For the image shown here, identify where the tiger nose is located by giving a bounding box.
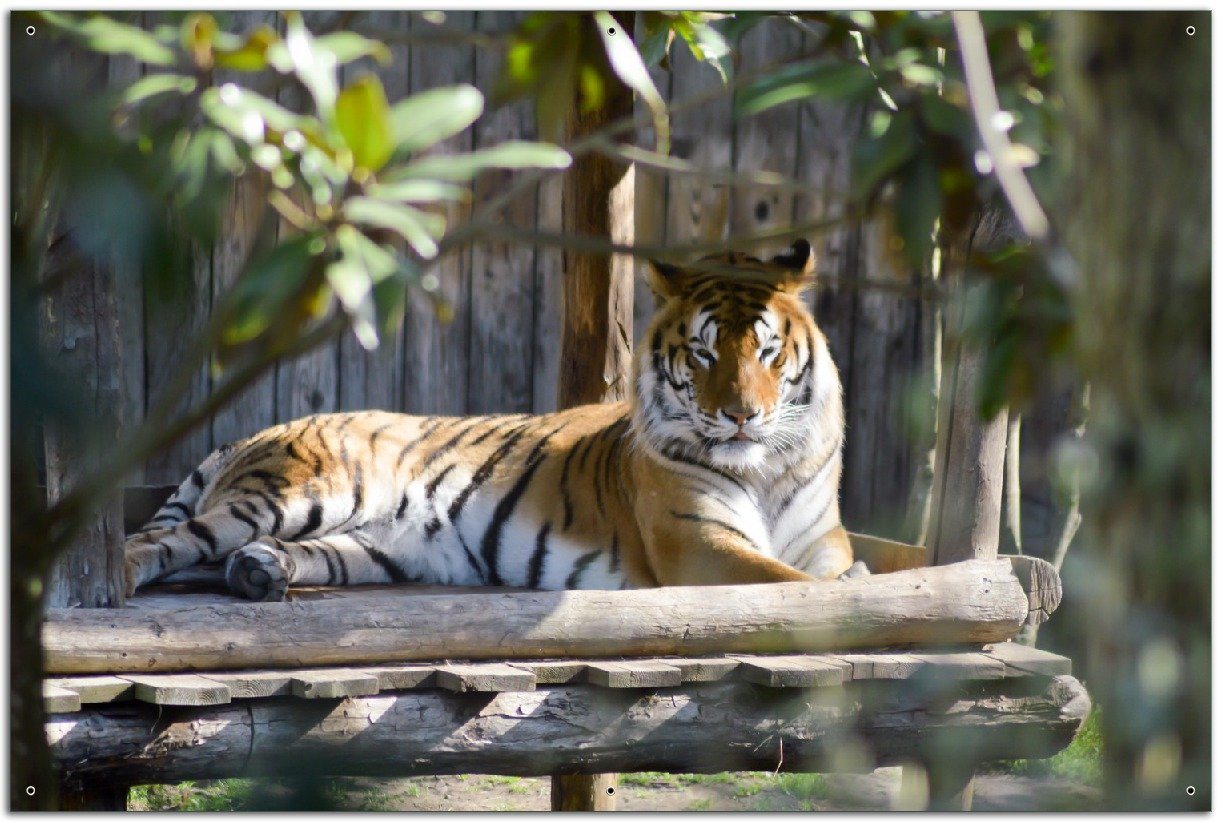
[722,406,758,426]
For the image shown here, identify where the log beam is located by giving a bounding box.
[43,559,1030,674]
[47,675,1090,786]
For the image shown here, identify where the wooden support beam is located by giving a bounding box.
[43,559,1030,674]
[47,676,1090,785]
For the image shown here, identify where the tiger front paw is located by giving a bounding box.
[123,537,164,597]
[838,560,871,581]
[225,540,294,602]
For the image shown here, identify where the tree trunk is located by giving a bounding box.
[552,14,637,806]
[1057,11,1209,809]
[925,210,1018,566]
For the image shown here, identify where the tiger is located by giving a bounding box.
[123,239,862,602]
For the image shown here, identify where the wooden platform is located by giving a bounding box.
[47,644,1086,787]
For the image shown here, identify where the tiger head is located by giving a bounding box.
[633,240,841,473]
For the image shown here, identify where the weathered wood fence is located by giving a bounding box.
[69,11,1067,545]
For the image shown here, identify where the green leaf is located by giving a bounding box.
[388,85,484,155]
[118,73,197,107]
[200,85,305,144]
[367,180,470,204]
[213,24,278,71]
[918,92,972,137]
[336,75,394,172]
[344,197,443,259]
[385,141,572,182]
[224,234,321,346]
[332,225,404,349]
[894,153,942,268]
[279,12,338,119]
[314,32,391,66]
[850,110,918,201]
[736,60,877,117]
[595,11,670,154]
[43,12,177,65]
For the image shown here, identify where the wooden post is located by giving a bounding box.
[912,209,1018,808]
[550,12,637,810]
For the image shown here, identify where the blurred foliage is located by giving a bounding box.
[729,11,1064,418]
[30,10,571,367]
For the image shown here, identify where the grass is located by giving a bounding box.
[128,779,251,811]
[773,772,831,809]
[990,707,1103,784]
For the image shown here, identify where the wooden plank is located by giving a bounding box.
[843,215,923,538]
[906,652,1007,680]
[436,663,536,693]
[337,10,411,414]
[49,675,1092,783]
[125,674,232,705]
[46,675,134,704]
[733,655,850,688]
[44,560,1031,673]
[984,643,1073,677]
[39,224,127,608]
[291,669,380,699]
[467,10,537,413]
[208,10,277,447]
[665,34,732,248]
[531,174,564,413]
[44,683,82,713]
[585,660,683,688]
[362,664,440,691]
[508,660,590,685]
[839,652,925,680]
[401,11,473,416]
[201,670,294,699]
[730,15,804,259]
[273,12,341,423]
[668,657,741,682]
[108,37,146,486]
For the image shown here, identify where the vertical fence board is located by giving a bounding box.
[665,41,732,250]
[338,11,411,413]
[273,12,342,423]
[842,219,923,537]
[208,11,280,448]
[730,18,804,259]
[630,20,672,342]
[402,11,475,416]
[467,10,538,414]
[532,174,564,413]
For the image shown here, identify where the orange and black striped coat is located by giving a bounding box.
[124,242,858,600]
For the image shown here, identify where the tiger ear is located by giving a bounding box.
[644,259,687,299]
[770,239,815,293]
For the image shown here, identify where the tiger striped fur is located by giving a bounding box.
[124,241,860,601]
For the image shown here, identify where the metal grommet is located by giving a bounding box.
[1187,25,1196,35]
[1187,786,1196,796]
[25,786,35,796]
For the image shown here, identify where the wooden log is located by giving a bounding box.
[43,559,1029,674]
[48,675,1090,784]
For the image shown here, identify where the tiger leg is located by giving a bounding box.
[225,532,409,602]
[124,506,262,596]
[793,524,859,580]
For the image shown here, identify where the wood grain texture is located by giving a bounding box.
[124,674,232,706]
[436,663,536,693]
[467,10,537,414]
[401,11,474,416]
[584,660,682,689]
[48,675,1091,783]
[44,559,1029,674]
[40,224,126,608]
[47,676,134,704]
[338,10,411,414]
[209,11,278,448]
[556,16,636,409]
[531,174,565,413]
[43,683,82,713]
[733,655,851,688]
[552,774,617,811]
[290,669,380,699]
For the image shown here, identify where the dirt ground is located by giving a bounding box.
[314,770,1101,812]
